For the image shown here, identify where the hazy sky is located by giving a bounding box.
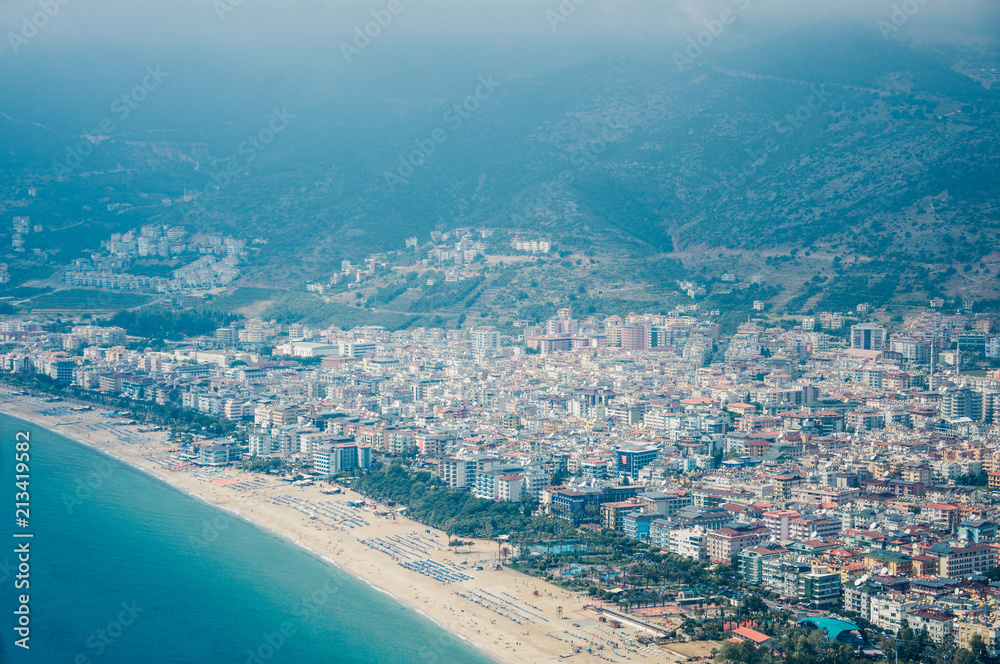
[2,0,997,59]
[1,0,996,141]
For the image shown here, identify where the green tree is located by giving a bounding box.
[551,466,570,485]
[969,634,987,662]
[955,649,977,664]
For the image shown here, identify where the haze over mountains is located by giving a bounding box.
[1,0,998,321]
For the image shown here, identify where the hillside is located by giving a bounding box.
[0,22,998,323]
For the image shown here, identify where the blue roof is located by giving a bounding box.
[798,618,861,641]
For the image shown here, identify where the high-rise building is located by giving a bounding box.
[615,444,659,480]
[940,388,984,421]
[620,324,650,351]
[470,327,500,352]
[851,323,886,351]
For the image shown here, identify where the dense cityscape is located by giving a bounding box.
[5,272,1000,662]
[3,1,997,661]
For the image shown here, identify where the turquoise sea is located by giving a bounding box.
[0,413,492,664]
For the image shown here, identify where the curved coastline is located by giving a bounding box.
[1,407,491,658]
[0,398,615,664]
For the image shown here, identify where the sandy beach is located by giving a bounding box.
[1,390,688,664]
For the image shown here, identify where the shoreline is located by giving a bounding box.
[0,404,492,659]
[0,394,682,663]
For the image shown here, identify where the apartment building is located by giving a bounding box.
[761,560,841,607]
[601,500,646,532]
[706,523,771,563]
[955,620,1000,655]
[870,593,920,633]
[789,515,842,540]
[852,323,887,351]
[932,542,997,578]
[763,510,802,541]
[906,609,956,644]
[739,546,789,585]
